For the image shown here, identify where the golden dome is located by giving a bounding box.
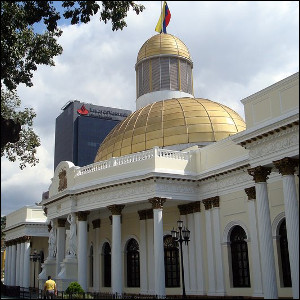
[137,34,191,64]
[94,98,246,162]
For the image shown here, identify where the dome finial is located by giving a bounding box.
[155,1,171,34]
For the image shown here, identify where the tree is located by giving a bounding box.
[1,1,145,168]
[1,89,40,169]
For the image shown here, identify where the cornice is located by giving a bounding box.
[42,173,197,207]
[232,111,298,147]
[240,72,298,105]
[3,222,48,233]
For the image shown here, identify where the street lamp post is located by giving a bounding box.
[30,249,41,290]
[171,220,190,299]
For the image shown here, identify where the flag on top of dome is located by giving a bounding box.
[155,1,171,33]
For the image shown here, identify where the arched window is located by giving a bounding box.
[230,226,250,287]
[89,244,93,287]
[279,219,292,287]
[103,242,111,287]
[126,238,140,287]
[164,235,180,287]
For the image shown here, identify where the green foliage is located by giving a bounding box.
[1,1,144,169]
[1,89,40,169]
[62,1,145,31]
[65,282,85,296]
[1,216,6,240]
[1,1,63,91]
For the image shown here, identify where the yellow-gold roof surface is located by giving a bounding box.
[94,98,246,162]
[137,34,191,64]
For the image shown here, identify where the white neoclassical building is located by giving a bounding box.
[4,33,299,299]
[3,205,49,288]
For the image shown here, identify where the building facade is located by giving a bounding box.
[4,32,299,299]
[54,100,131,169]
[3,206,49,288]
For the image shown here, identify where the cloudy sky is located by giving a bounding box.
[1,1,299,216]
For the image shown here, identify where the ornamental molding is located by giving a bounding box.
[244,126,299,162]
[273,157,299,175]
[199,169,252,198]
[149,197,167,209]
[244,186,256,200]
[272,211,285,237]
[58,169,67,192]
[222,220,251,243]
[5,224,49,241]
[248,166,272,183]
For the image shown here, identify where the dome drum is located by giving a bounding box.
[136,56,193,99]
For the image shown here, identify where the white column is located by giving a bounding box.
[138,211,148,294]
[147,215,155,294]
[281,174,299,299]
[212,197,225,295]
[149,198,166,297]
[77,211,89,292]
[203,200,216,295]
[249,166,278,299]
[11,243,16,286]
[5,245,11,285]
[16,242,21,286]
[23,238,31,288]
[19,242,25,287]
[23,239,30,288]
[245,187,263,297]
[179,213,190,293]
[274,157,299,299]
[108,205,124,295]
[56,219,66,276]
[92,219,101,292]
[193,202,206,295]
[187,212,197,294]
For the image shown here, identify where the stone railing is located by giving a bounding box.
[76,147,191,176]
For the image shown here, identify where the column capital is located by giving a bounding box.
[273,157,299,175]
[77,211,90,221]
[202,198,212,210]
[211,196,220,208]
[57,218,67,227]
[138,210,147,220]
[245,186,256,201]
[248,166,272,183]
[192,201,201,213]
[22,236,31,243]
[149,197,166,209]
[177,204,188,215]
[92,219,101,229]
[107,204,125,215]
[146,209,153,219]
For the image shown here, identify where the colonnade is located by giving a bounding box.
[6,158,298,299]
[247,157,299,299]
[4,236,31,288]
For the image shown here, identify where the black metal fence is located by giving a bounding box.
[2,285,246,299]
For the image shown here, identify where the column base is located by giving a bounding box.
[56,256,78,291]
[38,258,57,289]
[252,292,264,298]
[207,291,226,296]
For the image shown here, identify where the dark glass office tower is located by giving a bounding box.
[54,100,131,170]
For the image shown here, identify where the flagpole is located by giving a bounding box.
[161,1,163,34]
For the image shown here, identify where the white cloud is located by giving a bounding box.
[1,1,299,216]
